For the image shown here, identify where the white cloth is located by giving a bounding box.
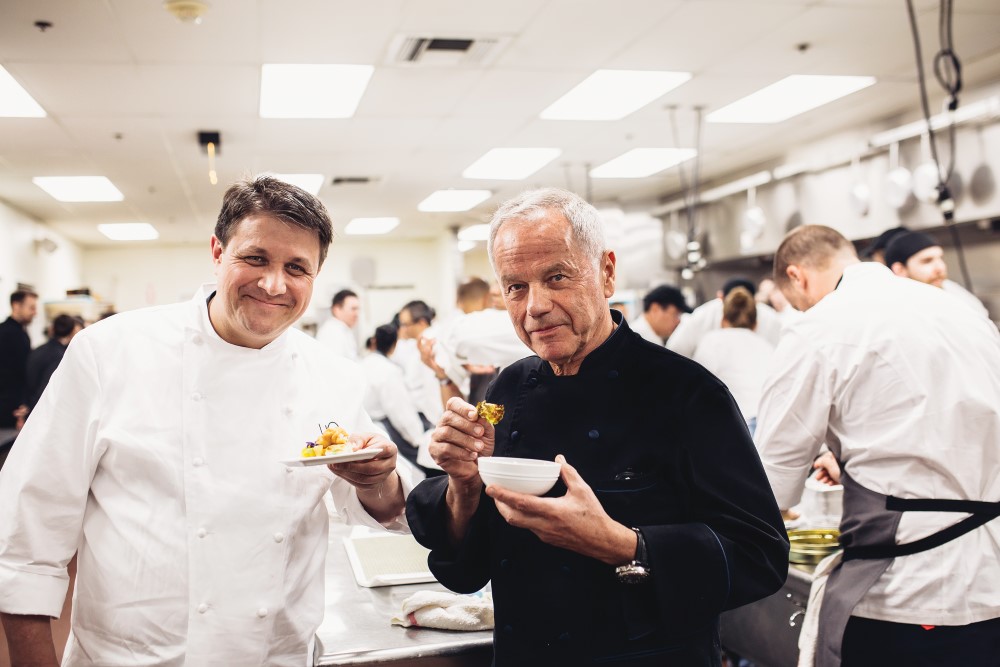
[692,328,774,421]
[440,308,532,371]
[0,285,416,667]
[397,326,445,423]
[629,313,664,346]
[316,316,359,360]
[667,298,783,358]
[391,591,494,631]
[361,353,427,448]
[796,551,843,667]
[942,278,991,320]
[755,262,1000,626]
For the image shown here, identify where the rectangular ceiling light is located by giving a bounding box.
[0,66,46,117]
[344,217,400,235]
[540,69,691,121]
[462,148,562,180]
[590,148,697,179]
[273,173,324,195]
[699,171,773,202]
[98,223,159,241]
[33,176,124,202]
[260,64,374,119]
[707,75,876,124]
[418,190,492,212]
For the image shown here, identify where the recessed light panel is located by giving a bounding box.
[540,70,691,121]
[33,176,124,202]
[457,224,491,242]
[590,148,697,179]
[0,66,45,117]
[418,190,492,212]
[344,217,400,235]
[260,64,374,119]
[462,148,561,180]
[273,173,325,195]
[707,75,876,124]
[98,223,159,241]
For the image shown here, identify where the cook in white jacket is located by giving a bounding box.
[0,176,414,666]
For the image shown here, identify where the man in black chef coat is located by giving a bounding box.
[0,289,38,430]
[406,187,788,666]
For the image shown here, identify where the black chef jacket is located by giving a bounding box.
[407,313,788,666]
[0,316,31,428]
[25,338,69,410]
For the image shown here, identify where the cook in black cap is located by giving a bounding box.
[633,284,692,345]
[884,230,948,288]
[861,226,909,263]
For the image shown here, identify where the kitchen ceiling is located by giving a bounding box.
[1,0,999,247]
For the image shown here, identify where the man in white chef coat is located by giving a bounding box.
[316,288,361,359]
[630,284,691,346]
[755,225,1000,666]
[0,175,413,667]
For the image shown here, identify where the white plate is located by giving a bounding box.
[281,447,384,467]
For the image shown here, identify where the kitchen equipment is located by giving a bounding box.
[802,476,844,528]
[848,154,871,217]
[884,142,913,210]
[787,529,841,565]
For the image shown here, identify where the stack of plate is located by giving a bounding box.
[787,529,841,565]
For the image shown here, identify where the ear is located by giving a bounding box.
[890,262,908,278]
[602,250,617,298]
[785,264,805,290]
[210,236,224,266]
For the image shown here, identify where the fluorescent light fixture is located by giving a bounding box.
[259,64,374,119]
[457,224,490,242]
[540,69,692,121]
[707,75,876,124]
[98,223,159,241]
[33,176,124,202]
[344,217,400,235]
[457,240,477,252]
[0,66,46,117]
[273,173,324,195]
[418,190,492,212]
[871,95,1000,147]
[699,171,772,202]
[462,148,561,180]
[590,148,697,179]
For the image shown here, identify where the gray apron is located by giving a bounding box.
[816,471,1000,667]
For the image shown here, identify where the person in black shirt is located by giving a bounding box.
[25,314,83,411]
[0,290,38,429]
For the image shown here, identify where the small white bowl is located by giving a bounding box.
[478,457,560,496]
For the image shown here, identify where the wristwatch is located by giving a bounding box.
[615,527,651,584]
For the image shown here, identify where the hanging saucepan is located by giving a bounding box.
[912,132,965,206]
[740,187,766,254]
[848,154,871,217]
[969,125,996,206]
[884,141,912,210]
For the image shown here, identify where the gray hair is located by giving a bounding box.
[487,188,606,272]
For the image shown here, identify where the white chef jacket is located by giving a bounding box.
[755,262,1000,626]
[316,316,359,360]
[0,285,416,666]
[441,308,532,370]
[692,328,774,421]
[360,352,427,447]
[397,326,445,423]
[629,313,664,346]
[667,298,783,358]
[942,278,991,320]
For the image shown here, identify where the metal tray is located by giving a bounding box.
[787,529,841,564]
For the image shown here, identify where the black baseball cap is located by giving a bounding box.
[884,231,939,267]
[861,226,908,259]
[643,285,692,313]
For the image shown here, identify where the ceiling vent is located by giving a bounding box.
[387,34,509,66]
[331,176,376,185]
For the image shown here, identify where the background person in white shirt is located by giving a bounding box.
[630,284,691,346]
[397,300,444,424]
[756,225,1000,667]
[316,288,361,359]
[0,176,410,667]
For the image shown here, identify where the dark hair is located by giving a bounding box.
[642,285,690,314]
[456,278,490,303]
[11,289,38,307]
[332,289,358,308]
[373,324,398,355]
[401,300,435,325]
[722,277,756,298]
[722,287,757,330]
[773,225,856,287]
[215,175,334,265]
[51,314,80,338]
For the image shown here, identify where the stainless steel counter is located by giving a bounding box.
[314,514,493,666]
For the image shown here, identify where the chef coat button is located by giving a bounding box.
[608,369,619,380]
[284,406,293,416]
[192,335,203,345]
[510,431,519,441]
[197,527,207,538]
[526,376,538,387]
[191,392,203,402]
[502,624,513,635]
[256,607,268,618]
[192,456,204,467]
[558,631,571,642]
[500,558,510,569]
[291,352,299,360]
[197,603,208,614]
[273,532,285,543]
[560,564,571,575]
[588,429,600,440]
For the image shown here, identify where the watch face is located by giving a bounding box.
[615,564,650,584]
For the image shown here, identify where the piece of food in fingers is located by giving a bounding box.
[476,400,505,426]
[301,422,351,457]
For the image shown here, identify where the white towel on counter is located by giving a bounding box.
[391,590,494,631]
[797,550,843,667]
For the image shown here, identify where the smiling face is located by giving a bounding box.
[208,214,320,348]
[494,210,615,376]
